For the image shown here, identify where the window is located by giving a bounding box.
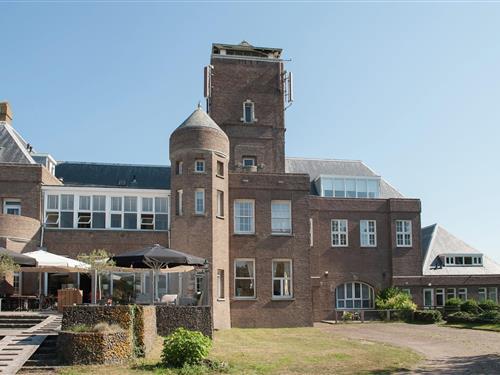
[445,255,483,267]
[77,196,91,228]
[458,288,467,301]
[271,200,292,235]
[155,197,168,230]
[488,287,498,303]
[423,288,434,308]
[175,161,183,175]
[336,282,373,309]
[195,160,205,173]
[318,177,380,199]
[436,288,445,306]
[446,288,456,300]
[195,189,205,214]
[195,274,203,294]
[13,272,21,295]
[272,260,292,298]
[396,220,412,247]
[175,190,183,216]
[3,200,21,215]
[60,194,74,228]
[360,220,376,247]
[331,219,348,247]
[234,259,255,298]
[140,197,154,230]
[242,157,256,167]
[234,200,254,234]
[216,161,224,177]
[478,287,487,302]
[110,197,122,228]
[217,269,225,299]
[216,190,224,217]
[92,195,106,228]
[401,288,411,296]
[124,196,137,229]
[242,100,255,123]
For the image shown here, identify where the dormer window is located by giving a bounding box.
[444,255,483,267]
[242,100,256,123]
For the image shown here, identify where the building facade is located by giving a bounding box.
[1,42,499,329]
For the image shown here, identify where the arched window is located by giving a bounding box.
[336,282,374,309]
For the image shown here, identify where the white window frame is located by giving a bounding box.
[234,258,255,299]
[272,259,293,299]
[335,282,374,309]
[478,287,487,302]
[458,288,467,301]
[360,220,376,247]
[242,100,256,124]
[176,190,183,216]
[13,271,21,295]
[396,220,412,247]
[488,287,498,303]
[195,189,205,215]
[242,157,256,167]
[331,219,348,247]
[444,254,483,267]
[3,200,21,216]
[318,176,380,199]
[446,288,456,300]
[423,288,434,308]
[110,196,123,229]
[194,160,205,173]
[435,288,445,306]
[271,200,292,235]
[234,199,255,235]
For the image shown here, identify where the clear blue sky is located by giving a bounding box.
[2,2,500,262]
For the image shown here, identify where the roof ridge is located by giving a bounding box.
[58,161,170,168]
[286,156,363,162]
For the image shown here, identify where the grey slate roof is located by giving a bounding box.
[422,224,500,276]
[55,162,170,190]
[174,107,227,136]
[285,157,404,198]
[0,122,35,164]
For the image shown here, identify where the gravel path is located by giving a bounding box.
[317,322,500,374]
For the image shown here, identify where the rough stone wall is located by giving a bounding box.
[134,305,157,358]
[209,57,285,173]
[58,331,131,365]
[228,172,313,327]
[156,305,213,338]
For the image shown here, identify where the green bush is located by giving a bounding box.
[479,299,499,312]
[445,297,462,307]
[461,299,479,315]
[446,311,475,323]
[375,287,417,311]
[413,309,442,323]
[476,310,500,324]
[161,328,212,368]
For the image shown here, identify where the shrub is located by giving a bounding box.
[461,299,479,315]
[375,287,417,311]
[445,298,462,307]
[446,311,475,323]
[476,310,500,324]
[413,309,442,323]
[479,299,499,312]
[162,328,212,368]
[342,311,354,321]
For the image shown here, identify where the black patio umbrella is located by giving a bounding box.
[111,244,206,304]
[112,244,206,269]
[0,247,37,267]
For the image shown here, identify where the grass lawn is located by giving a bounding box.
[444,322,500,332]
[57,327,422,375]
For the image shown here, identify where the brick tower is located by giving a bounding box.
[207,41,289,173]
[169,105,231,329]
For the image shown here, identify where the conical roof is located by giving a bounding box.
[174,105,225,135]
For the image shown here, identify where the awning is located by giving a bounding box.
[22,249,90,272]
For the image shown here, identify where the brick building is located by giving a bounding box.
[1,41,499,329]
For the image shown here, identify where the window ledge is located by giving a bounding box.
[193,214,206,217]
[233,233,256,237]
[217,298,226,302]
[331,246,349,248]
[271,233,293,237]
[216,174,224,179]
[271,297,295,301]
[233,297,257,301]
[216,215,225,220]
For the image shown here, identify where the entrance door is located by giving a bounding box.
[423,288,434,308]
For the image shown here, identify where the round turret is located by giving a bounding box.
[170,106,229,159]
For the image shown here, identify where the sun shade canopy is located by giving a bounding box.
[22,249,90,271]
[112,244,206,269]
[0,247,37,267]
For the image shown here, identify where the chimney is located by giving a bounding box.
[0,102,13,124]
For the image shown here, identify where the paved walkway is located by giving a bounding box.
[317,322,500,374]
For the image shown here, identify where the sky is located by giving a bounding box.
[2,2,500,262]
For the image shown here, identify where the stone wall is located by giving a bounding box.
[62,305,157,357]
[156,305,212,338]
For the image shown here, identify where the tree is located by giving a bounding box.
[0,255,20,278]
[77,249,115,303]
[376,287,417,311]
